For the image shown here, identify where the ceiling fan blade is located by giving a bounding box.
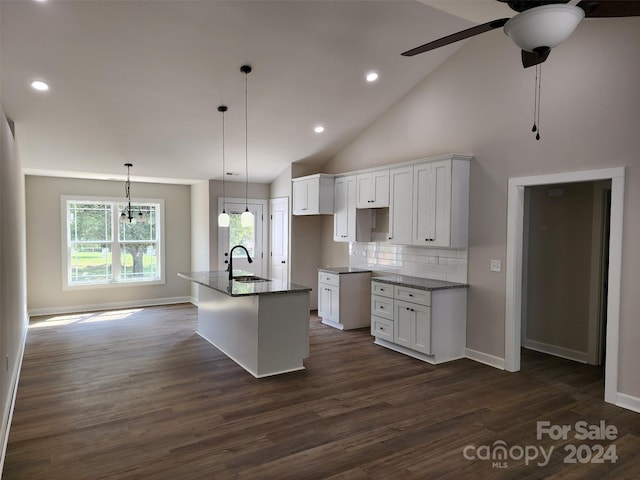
[401,18,510,56]
[578,0,640,17]
[521,47,551,68]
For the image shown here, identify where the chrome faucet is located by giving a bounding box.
[227,245,253,280]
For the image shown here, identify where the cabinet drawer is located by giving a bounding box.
[394,285,430,306]
[372,281,393,298]
[371,317,394,342]
[318,272,339,287]
[371,295,393,320]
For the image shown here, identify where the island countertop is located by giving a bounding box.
[178,271,312,297]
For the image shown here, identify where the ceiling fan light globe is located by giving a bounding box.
[504,4,585,52]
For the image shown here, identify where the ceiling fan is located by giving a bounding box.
[403,0,640,68]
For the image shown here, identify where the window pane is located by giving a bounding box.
[70,243,112,284]
[120,243,159,281]
[229,213,255,257]
[69,203,112,242]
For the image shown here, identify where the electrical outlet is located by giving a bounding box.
[490,259,502,272]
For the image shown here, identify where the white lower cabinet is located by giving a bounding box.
[371,281,466,364]
[394,299,431,355]
[318,270,372,330]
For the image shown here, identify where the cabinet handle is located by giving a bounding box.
[408,293,413,297]
[281,261,286,264]
[379,306,384,309]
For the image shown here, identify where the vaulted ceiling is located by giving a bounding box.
[1,1,511,184]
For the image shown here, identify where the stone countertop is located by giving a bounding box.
[372,274,468,291]
[178,271,312,297]
[317,267,372,275]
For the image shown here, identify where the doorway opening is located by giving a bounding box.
[217,198,267,276]
[521,181,611,372]
[505,167,625,405]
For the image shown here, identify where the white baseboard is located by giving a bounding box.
[465,348,505,370]
[28,296,192,317]
[523,339,588,364]
[0,325,28,474]
[616,392,640,414]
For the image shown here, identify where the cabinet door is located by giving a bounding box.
[370,170,389,208]
[356,173,373,208]
[356,171,389,208]
[413,160,451,247]
[388,166,413,244]
[293,178,321,215]
[318,284,339,322]
[431,161,452,247]
[395,300,431,354]
[394,301,413,348]
[411,302,431,354]
[292,180,308,215]
[333,176,356,242]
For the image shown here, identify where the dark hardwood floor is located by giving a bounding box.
[4,304,640,479]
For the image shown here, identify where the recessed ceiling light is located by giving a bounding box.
[366,72,379,82]
[34,0,48,2]
[314,125,325,134]
[30,80,49,91]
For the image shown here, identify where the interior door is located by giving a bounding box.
[269,197,289,282]
[218,201,264,276]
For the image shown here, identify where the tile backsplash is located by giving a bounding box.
[349,243,468,284]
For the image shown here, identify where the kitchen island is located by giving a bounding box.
[178,271,312,378]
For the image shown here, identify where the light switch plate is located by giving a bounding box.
[490,259,502,272]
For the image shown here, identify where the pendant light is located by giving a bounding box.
[217,105,230,227]
[119,163,145,224]
[240,65,254,228]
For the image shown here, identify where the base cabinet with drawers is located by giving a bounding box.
[371,280,467,364]
[318,269,372,330]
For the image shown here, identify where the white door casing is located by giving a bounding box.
[505,167,624,407]
[217,198,267,276]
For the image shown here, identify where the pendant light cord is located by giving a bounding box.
[244,68,249,212]
[219,106,227,212]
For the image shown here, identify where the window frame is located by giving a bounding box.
[61,195,166,290]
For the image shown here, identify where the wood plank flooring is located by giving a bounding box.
[4,303,640,479]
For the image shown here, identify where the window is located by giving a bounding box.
[63,197,164,288]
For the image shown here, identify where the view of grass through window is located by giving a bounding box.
[67,200,161,286]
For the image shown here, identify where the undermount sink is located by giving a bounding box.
[232,275,270,283]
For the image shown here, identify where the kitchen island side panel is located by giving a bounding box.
[257,291,310,377]
[196,284,260,376]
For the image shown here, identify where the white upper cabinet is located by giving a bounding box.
[333,176,356,242]
[292,174,334,215]
[356,170,389,208]
[388,165,414,245]
[334,175,372,243]
[412,157,469,248]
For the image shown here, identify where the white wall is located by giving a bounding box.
[322,19,640,399]
[0,111,28,469]
[25,176,192,314]
[190,181,210,302]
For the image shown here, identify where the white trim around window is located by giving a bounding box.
[60,195,166,290]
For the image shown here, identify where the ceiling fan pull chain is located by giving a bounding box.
[532,63,538,133]
[536,63,541,141]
